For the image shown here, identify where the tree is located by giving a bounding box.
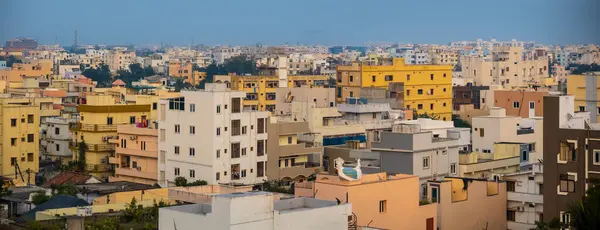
[222,55,257,75]
[174,79,186,92]
[452,115,471,128]
[86,217,119,230]
[174,177,188,187]
[31,192,51,205]
[531,218,566,230]
[0,55,22,67]
[568,179,600,229]
[186,179,208,187]
[123,197,144,223]
[77,141,87,172]
[326,77,337,88]
[82,64,112,87]
[51,183,78,196]
[568,63,600,75]
[0,183,12,198]
[413,111,440,120]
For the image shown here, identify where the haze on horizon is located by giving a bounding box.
[1,0,599,46]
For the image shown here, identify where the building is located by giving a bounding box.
[158,84,269,187]
[159,192,351,230]
[336,58,453,121]
[108,124,158,185]
[452,85,489,110]
[0,97,40,186]
[323,142,380,175]
[266,119,322,182]
[503,163,544,230]
[460,46,550,87]
[70,95,152,179]
[459,142,532,180]
[4,37,38,51]
[567,73,600,123]
[166,60,205,85]
[41,116,77,162]
[274,86,335,116]
[542,95,600,224]
[295,172,438,230]
[103,48,136,71]
[425,177,507,230]
[454,104,490,124]
[480,87,551,118]
[430,50,459,66]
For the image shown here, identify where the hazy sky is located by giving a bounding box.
[1,0,599,46]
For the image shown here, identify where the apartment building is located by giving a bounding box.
[266,119,322,182]
[158,84,269,187]
[70,95,152,179]
[503,163,544,230]
[103,48,136,71]
[480,87,551,118]
[159,192,351,230]
[567,73,600,123]
[0,98,40,186]
[223,75,329,112]
[295,173,438,230]
[460,142,531,180]
[337,98,399,145]
[452,85,489,110]
[108,124,158,185]
[425,177,507,230]
[166,60,205,85]
[0,60,53,87]
[274,86,335,116]
[40,116,77,162]
[430,50,459,66]
[460,46,549,87]
[542,95,600,224]
[336,58,453,121]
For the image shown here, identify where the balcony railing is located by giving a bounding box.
[86,164,113,172]
[70,123,118,132]
[70,142,115,152]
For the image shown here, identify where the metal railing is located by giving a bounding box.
[69,123,118,132]
[70,142,114,152]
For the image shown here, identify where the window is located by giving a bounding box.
[11,118,16,127]
[507,210,516,221]
[418,89,423,95]
[559,174,575,193]
[141,141,146,150]
[217,127,221,136]
[482,149,491,153]
[224,104,227,110]
[372,76,376,82]
[257,140,265,156]
[174,124,180,133]
[594,150,600,165]
[385,75,393,81]
[242,126,247,135]
[521,150,528,162]
[406,90,411,96]
[417,104,423,110]
[242,148,247,156]
[174,167,180,176]
[190,104,195,112]
[10,157,17,166]
[27,153,34,162]
[217,105,221,114]
[379,200,387,213]
[121,139,127,148]
[430,104,434,110]
[559,141,576,162]
[422,157,430,169]
[561,212,571,225]
[174,146,180,154]
[27,115,34,123]
[407,74,411,81]
[443,88,446,92]
[27,134,34,142]
[429,89,434,95]
[54,127,60,135]
[189,126,195,134]
[529,102,535,109]
[189,147,195,156]
[130,116,136,124]
[513,101,520,108]
[132,161,138,169]
[443,102,447,107]
[349,75,353,82]
[55,144,60,151]
[443,73,447,78]
[216,150,220,158]
[430,74,434,80]
[450,163,456,174]
[241,169,247,178]
[107,117,113,125]
[152,102,158,110]
[506,181,516,192]
[287,136,293,144]
[578,106,585,112]
[479,128,485,137]
[216,172,220,181]
[349,92,354,97]
[190,169,195,178]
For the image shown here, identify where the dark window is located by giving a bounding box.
[559,174,575,193]
[107,117,113,125]
[130,116,136,124]
[506,181,516,192]
[27,153,34,162]
[507,210,515,221]
[27,134,34,142]
[152,103,158,110]
[10,119,16,127]
[54,127,60,135]
[27,114,34,123]
[11,138,17,146]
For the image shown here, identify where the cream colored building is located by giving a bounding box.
[103,48,136,71]
[567,73,600,123]
[108,124,158,185]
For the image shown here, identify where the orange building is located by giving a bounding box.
[426,177,507,230]
[480,88,550,118]
[167,60,205,85]
[108,124,158,185]
[295,172,437,230]
[0,60,53,89]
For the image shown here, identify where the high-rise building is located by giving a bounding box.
[158,84,269,187]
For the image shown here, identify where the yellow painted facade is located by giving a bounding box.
[336,58,453,121]
[567,74,599,121]
[229,75,330,112]
[0,98,40,186]
[70,95,151,179]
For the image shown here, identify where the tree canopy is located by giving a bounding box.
[116,63,155,86]
[0,55,22,67]
[196,55,257,89]
[82,64,112,87]
[568,63,600,75]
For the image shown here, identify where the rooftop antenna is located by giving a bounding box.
[73,30,78,49]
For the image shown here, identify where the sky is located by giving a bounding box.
[1,0,599,46]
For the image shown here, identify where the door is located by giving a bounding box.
[431,187,439,203]
[426,218,434,230]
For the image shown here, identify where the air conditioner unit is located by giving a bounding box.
[137,166,142,171]
[517,206,525,212]
[102,136,108,142]
[130,136,137,140]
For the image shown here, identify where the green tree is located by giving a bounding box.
[82,64,112,87]
[222,55,257,75]
[87,217,119,230]
[51,183,78,196]
[25,221,63,230]
[123,197,144,223]
[78,141,87,172]
[185,179,208,187]
[0,55,23,67]
[452,115,471,128]
[31,192,51,205]
[413,111,440,120]
[174,79,186,92]
[568,179,600,229]
[174,177,188,186]
[531,218,565,230]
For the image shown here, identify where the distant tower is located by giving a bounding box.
[73,30,78,48]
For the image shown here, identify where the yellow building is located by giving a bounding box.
[226,75,330,112]
[70,95,151,179]
[0,97,40,186]
[336,58,453,121]
[567,73,600,122]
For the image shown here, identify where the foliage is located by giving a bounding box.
[0,183,12,198]
[86,217,119,230]
[196,55,256,89]
[0,55,22,67]
[173,79,187,92]
[413,111,440,120]
[567,179,600,229]
[51,183,78,196]
[531,218,566,230]
[122,198,167,225]
[419,199,431,205]
[326,77,337,88]
[82,64,112,87]
[116,63,156,86]
[186,179,208,187]
[452,115,471,128]
[568,63,600,75]
[78,140,87,172]
[31,192,52,205]
[297,69,314,75]
[261,180,293,194]
[174,177,188,187]
[25,221,63,230]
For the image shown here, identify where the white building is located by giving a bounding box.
[159,192,351,230]
[158,84,269,187]
[40,117,76,161]
[504,163,543,230]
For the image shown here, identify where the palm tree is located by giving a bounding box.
[568,180,600,229]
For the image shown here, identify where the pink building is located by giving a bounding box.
[109,124,158,185]
[296,173,437,230]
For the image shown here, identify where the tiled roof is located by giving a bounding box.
[43,172,92,187]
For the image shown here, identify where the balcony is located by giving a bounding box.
[69,123,118,132]
[86,164,113,172]
[279,162,321,179]
[108,157,119,164]
[40,109,61,117]
[338,103,391,114]
[279,142,322,158]
[70,142,115,152]
[115,167,157,180]
[115,147,157,158]
[507,192,543,204]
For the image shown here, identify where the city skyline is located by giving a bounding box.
[2,0,599,46]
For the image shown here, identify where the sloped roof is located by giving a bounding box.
[43,172,93,188]
[112,79,126,86]
[20,195,89,221]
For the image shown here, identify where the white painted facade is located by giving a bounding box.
[158,84,269,187]
[503,163,543,230]
[158,192,351,230]
[40,117,76,160]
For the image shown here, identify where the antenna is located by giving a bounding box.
[73,30,78,49]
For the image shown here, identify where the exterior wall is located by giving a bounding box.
[275,87,335,116]
[567,74,600,122]
[109,124,158,185]
[427,178,507,230]
[336,58,453,121]
[0,99,40,186]
[490,90,548,118]
[504,167,544,230]
[41,117,75,161]
[452,86,489,110]
[158,85,269,187]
